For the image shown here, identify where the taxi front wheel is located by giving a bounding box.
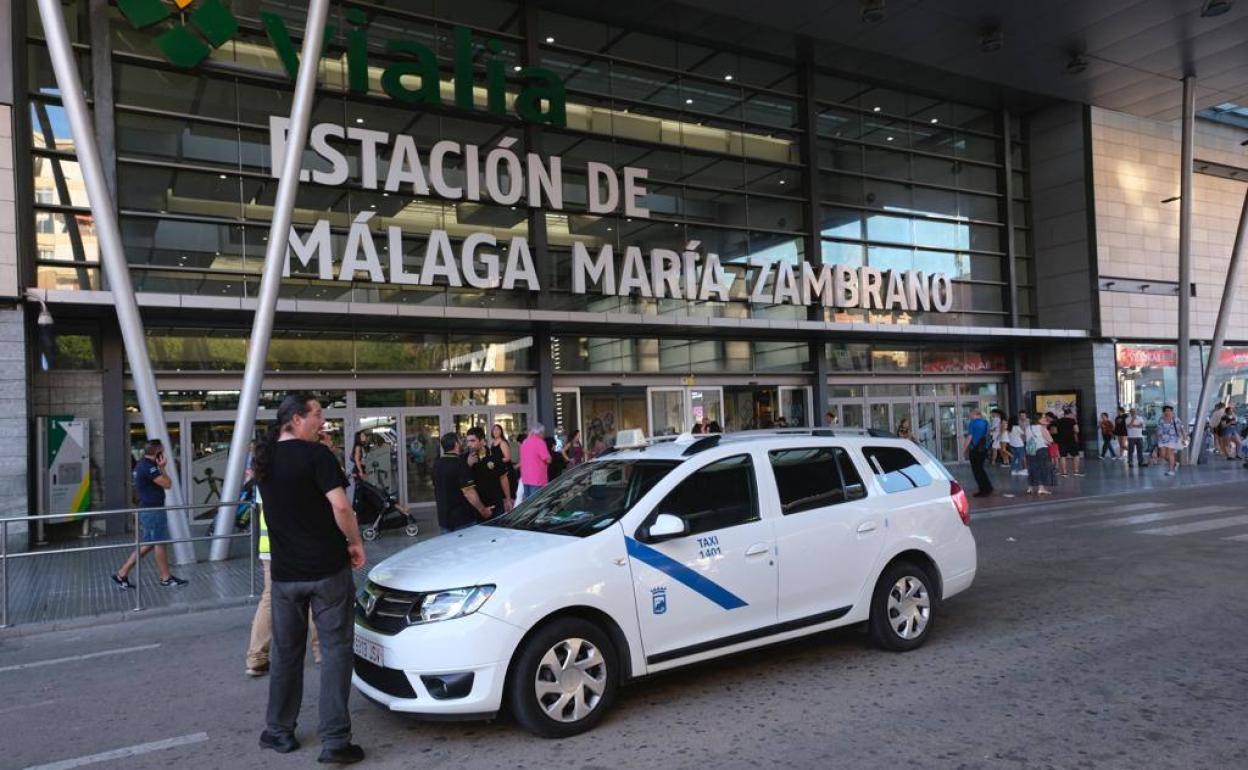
[506,617,619,738]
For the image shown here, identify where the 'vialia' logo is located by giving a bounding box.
[118,0,239,68]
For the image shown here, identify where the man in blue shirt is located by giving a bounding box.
[111,440,188,589]
[963,408,994,497]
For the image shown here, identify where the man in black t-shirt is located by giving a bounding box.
[465,426,511,512]
[1054,408,1083,477]
[255,394,366,765]
[432,432,493,534]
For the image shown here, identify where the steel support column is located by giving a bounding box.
[210,0,331,560]
[1190,188,1248,465]
[34,0,194,564]
[1177,75,1195,456]
[796,40,829,421]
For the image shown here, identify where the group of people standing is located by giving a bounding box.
[431,423,586,535]
[965,407,1088,497]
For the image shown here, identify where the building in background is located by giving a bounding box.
[6,0,1248,529]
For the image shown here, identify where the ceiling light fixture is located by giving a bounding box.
[355,117,364,124]
[872,106,881,112]
[685,98,694,105]
[724,74,734,81]
[930,117,939,124]
[979,26,1004,53]
[545,36,555,43]
[1201,0,1234,17]
[513,65,522,72]
[860,0,886,24]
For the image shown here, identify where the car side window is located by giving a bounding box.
[652,454,758,536]
[767,446,867,515]
[862,446,933,493]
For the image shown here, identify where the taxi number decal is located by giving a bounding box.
[696,535,722,559]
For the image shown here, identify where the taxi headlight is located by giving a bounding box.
[407,585,495,625]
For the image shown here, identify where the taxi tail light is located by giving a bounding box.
[950,480,971,526]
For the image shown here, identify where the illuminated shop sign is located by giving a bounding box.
[275,121,954,313]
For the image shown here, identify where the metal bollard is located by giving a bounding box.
[133,510,143,612]
[2,519,8,628]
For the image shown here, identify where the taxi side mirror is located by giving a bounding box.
[644,513,688,543]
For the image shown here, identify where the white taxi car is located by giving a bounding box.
[352,429,976,738]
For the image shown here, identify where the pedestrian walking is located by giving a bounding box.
[1155,405,1186,476]
[1054,408,1083,477]
[562,428,585,468]
[1218,405,1241,461]
[1007,415,1027,475]
[989,409,1008,467]
[110,440,188,590]
[1114,407,1129,460]
[255,393,366,764]
[1125,407,1147,467]
[466,426,513,515]
[546,435,567,480]
[433,432,494,534]
[963,408,993,497]
[1025,413,1056,495]
[1098,412,1117,459]
[518,423,552,499]
[347,430,367,508]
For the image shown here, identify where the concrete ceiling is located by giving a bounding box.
[668,0,1248,120]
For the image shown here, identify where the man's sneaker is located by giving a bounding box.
[318,744,365,765]
[159,575,188,588]
[245,665,269,678]
[110,573,134,590]
[259,730,300,754]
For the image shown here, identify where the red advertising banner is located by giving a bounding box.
[1219,348,1248,369]
[1116,346,1177,369]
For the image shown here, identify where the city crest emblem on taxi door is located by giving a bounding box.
[651,586,668,615]
[117,0,240,68]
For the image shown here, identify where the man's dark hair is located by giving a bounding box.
[1063,408,1073,416]
[466,426,486,441]
[440,432,459,453]
[252,392,320,482]
[144,439,163,457]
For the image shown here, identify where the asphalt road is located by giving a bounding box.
[2,482,1247,770]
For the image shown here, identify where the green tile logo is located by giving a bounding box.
[118,0,239,68]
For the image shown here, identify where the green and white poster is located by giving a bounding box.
[43,416,91,521]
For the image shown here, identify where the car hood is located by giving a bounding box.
[366,524,578,592]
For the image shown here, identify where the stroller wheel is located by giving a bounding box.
[404,523,420,538]
[362,526,378,542]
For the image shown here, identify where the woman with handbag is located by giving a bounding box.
[1026,412,1056,495]
[1155,405,1186,476]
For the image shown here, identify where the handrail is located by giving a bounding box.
[1,501,259,628]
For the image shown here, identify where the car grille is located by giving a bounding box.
[356,581,422,635]
[354,655,417,699]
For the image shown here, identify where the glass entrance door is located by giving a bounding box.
[403,414,440,506]
[647,386,724,436]
[355,415,401,497]
[778,386,811,427]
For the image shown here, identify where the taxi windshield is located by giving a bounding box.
[485,459,678,538]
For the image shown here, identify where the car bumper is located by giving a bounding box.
[351,611,525,716]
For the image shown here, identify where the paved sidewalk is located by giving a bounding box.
[1,506,439,632]
[953,452,1248,512]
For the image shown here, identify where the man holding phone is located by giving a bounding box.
[111,439,188,589]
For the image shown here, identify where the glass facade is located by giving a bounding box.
[23,0,1031,328]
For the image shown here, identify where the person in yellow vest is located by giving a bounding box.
[246,501,321,676]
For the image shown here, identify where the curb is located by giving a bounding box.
[0,594,257,640]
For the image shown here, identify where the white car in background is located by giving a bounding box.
[352,429,977,738]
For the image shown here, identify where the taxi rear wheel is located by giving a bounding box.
[507,617,618,738]
[868,560,936,652]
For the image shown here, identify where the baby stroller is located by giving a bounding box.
[354,479,419,541]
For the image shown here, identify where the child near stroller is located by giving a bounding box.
[354,479,420,541]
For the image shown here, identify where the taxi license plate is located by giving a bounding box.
[353,635,384,666]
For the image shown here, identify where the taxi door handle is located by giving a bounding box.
[856,522,877,534]
[745,543,769,557]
